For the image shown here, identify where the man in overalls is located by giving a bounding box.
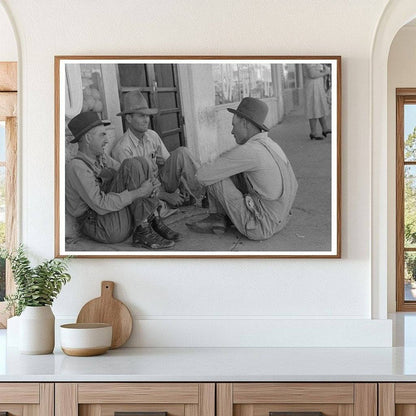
[66,111,181,250]
[187,97,298,241]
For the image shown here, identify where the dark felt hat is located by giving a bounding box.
[227,97,269,131]
[68,111,110,143]
[117,90,158,116]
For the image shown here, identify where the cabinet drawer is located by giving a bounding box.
[0,383,53,416]
[80,403,184,416]
[0,383,39,403]
[379,383,416,416]
[218,383,376,416]
[56,383,215,416]
[78,383,200,404]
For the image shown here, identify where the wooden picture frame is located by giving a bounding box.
[55,56,341,258]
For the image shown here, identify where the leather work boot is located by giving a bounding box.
[132,222,175,249]
[186,213,227,235]
[151,216,183,241]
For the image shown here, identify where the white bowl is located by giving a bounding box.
[60,323,112,356]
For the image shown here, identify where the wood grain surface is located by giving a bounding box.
[77,383,199,404]
[217,384,233,416]
[0,62,17,92]
[379,383,395,416]
[395,383,416,403]
[354,384,377,416]
[76,281,133,349]
[55,383,78,416]
[233,383,354,404]
[0,383,39,403]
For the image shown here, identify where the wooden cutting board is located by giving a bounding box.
[76,281,133,349]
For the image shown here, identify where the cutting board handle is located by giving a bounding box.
[101,281,115,299]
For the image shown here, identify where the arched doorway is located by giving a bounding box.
[371,0,416,319]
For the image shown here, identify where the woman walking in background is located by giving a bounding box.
[303,64,331,140]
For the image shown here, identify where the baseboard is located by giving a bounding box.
[56,317,392,347]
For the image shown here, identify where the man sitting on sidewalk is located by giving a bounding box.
[187,97,298,241]
[66,111,182,250]
[112,90,204,207]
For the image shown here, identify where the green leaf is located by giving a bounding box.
[5,245,72,315]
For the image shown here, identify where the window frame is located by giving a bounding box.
[0,62,17,327]
[396,88,416,311]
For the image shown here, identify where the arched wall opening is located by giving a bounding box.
[387,18,416,313]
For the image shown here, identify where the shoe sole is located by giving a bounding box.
[154,231,184,242]
[133,241,175,250]
[186,223,226,235]
[161,234,184,242]
[212,226,226,235]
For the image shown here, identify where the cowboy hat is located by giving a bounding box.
[68,111,110,143]
[117,90,158,116]
[227,97,269,131]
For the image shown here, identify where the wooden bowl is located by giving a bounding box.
[60,323,112,356]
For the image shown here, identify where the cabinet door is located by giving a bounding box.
[56,383,215,416]
[0,383,53,416]
[379,383,416,416]
[217,383,377,416]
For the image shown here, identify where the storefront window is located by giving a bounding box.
[283,64,298,89]
[80,64,106,117]
[213,63,273,105]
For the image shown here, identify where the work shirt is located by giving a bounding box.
[112,128,170,177]
[197,132,298,240]
[66,151,133,217]
[197,132,287,200]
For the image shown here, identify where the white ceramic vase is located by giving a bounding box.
[6,315,20,347]
[19,305,55,354]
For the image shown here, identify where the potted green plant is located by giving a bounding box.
[2,245,71,354]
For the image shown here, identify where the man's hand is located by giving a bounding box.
[156,156,166,167]
[150,178,161,198]
[160,191,184,207]
[137,179,156,198]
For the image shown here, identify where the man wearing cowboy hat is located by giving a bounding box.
[66,111,182,250]
[187,97,298,241]
[112,90,204,207]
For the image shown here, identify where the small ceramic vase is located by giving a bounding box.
[6,315,20,347]
[19,305,55,354]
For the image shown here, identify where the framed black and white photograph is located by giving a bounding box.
[55,56,341,258]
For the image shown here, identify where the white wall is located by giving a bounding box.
[0,0,394,347]
[387,25,416,312]
[0,4,17,61]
